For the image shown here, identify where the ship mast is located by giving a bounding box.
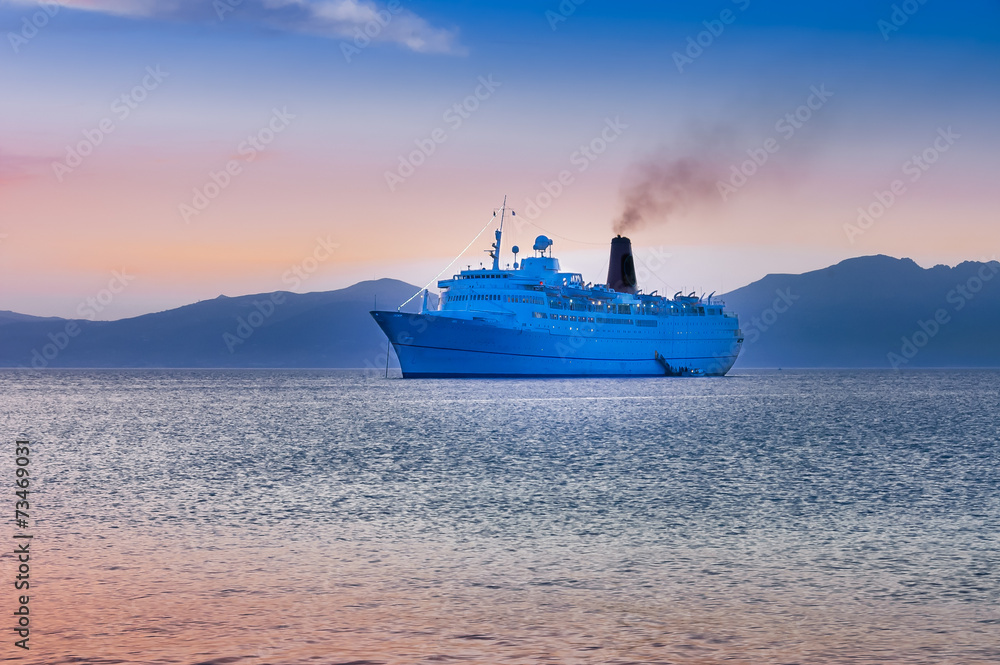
[490,195,508,271]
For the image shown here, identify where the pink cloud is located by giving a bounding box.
[0,152,51,187]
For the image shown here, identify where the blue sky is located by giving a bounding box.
[2,0,999,317]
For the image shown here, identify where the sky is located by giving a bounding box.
[1,0,998,319]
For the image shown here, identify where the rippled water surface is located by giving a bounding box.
[1,369,998,664]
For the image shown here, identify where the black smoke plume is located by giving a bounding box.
[613,153,719,235]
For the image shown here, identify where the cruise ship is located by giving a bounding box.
[371,205,743,377]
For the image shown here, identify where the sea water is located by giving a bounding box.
[1,369,997,664]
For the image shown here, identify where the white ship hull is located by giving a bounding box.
[372,312,741,378]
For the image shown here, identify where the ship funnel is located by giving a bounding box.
[606,235,637,294]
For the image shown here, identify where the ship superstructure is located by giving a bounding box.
[371,202,743,377]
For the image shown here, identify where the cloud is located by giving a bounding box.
[9,0,465,55]
[5,0,163,18]
[0,151,49,187]
[304,0,463,53]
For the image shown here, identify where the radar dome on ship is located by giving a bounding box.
[533,235,552,251]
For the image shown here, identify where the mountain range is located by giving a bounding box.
[1,255,997,369]
[0,279,431,369]
[722,255,1000,368]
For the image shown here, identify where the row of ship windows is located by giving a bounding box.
[531,312,659,327]
[550,299,715,316]
[445,293,720,317]
[447,294,546,304]
[508,295,545,305]
[450,294,497,302]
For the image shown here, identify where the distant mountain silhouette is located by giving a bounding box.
[2,257,998,369]
[0,311,64,326]
[0,279,433,369]
[723,255,1000,368]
